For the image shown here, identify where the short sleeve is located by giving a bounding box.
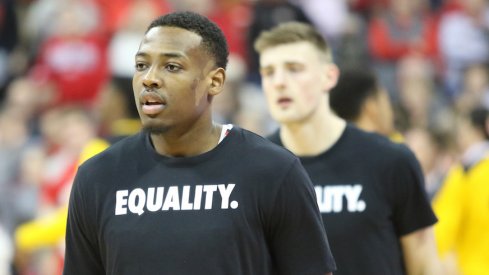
[266,159,336,275]
[63,168,105,275]
[387,145,437,236]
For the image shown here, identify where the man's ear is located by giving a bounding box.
[208,68,226,96]
[363,95,378,118]
[324,63,340,92]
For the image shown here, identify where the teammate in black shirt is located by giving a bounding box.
[254,22,442,275]
[63,12,335,275]
[329,69,396,138]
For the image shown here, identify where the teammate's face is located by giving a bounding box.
[133,26,219,133]
[259,42,335,124]
[371,88,394,136]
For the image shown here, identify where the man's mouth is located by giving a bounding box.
[140,92,166,115]
[277,97,292,107]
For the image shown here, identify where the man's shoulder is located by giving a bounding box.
[79,132,143,172]
[336,126,418,171]
[265,129,281,146]
[235,127,298,164]
[348,126,413,158]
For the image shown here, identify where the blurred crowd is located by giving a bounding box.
[0,0,488,274]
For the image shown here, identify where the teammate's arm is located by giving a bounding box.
[388,145,442,275]
[401,226,443,275]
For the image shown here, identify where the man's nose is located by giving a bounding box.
[272,69,286,90]
[142,66,162,88]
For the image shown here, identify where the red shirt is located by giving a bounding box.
[368,13,439,61]
[32,34,109,106]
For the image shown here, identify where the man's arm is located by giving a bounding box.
[63,169,105,275]
[266,159,336,275]
[387,145,440,274]
[401,226,443,275]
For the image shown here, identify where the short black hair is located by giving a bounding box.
[147,11,229,69]
[330,69,380,121]
[112,76,139,119]
[469,107,489,140]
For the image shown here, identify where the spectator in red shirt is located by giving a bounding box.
[367,0,439,102]
[29,1,109,108]
[368,0,438,60]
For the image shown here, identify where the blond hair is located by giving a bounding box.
[254,22,333,62]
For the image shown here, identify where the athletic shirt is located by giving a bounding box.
[63,126,336,275]
[268,124,437,275]
[434,147,489,275]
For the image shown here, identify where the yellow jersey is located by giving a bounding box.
[433,157,489,275]
[15,138,109,252]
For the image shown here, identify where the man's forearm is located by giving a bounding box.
[401,227,443,275]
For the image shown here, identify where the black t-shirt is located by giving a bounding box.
[268,125,437,275]
[63,126,336,275]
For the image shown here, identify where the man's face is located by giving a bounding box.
[133,26,215,133]
[259,42,332,124]
[371,88,394,136]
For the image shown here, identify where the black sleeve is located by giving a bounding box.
[266,159,336,275]
[63,168,105,275]
[387,145,438,236]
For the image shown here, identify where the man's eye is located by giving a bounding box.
[260,69,274,77]
[166,64,181,72]
[288,65,303,73]
[135,63,147,71]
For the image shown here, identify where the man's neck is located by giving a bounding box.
[280,110,346,157]
[150,119,222,157]
[355,115,376,134]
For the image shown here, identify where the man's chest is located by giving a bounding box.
[305,162,394,233]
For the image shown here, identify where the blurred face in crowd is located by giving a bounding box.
[455,114,485,153]
[390,0,423,16]
[404,128,438,174]
[54,109,96,157]
[259,41,336,124]
[464,64,488,94]
[132,26,221,134]
[459,0,488,15]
